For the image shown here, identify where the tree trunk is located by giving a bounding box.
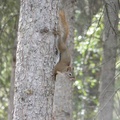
[53,73,73,120]
[8,40,17,120]
[98,0,119,120]
[52,1,75,120]
[13,0,74,120]
[13,0,57,119]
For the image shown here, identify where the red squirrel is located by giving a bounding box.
[53,10,74,80]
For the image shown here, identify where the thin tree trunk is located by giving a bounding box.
[52,1,75,120]
[98,0,119,120]
[53,73,73,120]
[8,40,17,120]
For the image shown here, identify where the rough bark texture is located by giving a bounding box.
[98,0,118,120]
[53,73,73,120]
[13,0,57,119]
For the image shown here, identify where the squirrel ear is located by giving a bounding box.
[66,66,72,71]
[67,66,74,71]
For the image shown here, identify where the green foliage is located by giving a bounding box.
[0,0,19,119]
[73,9,103,120]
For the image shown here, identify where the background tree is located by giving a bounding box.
[76,0,102,35]
[8,39,18,120]
[73,0,120,120]
[73,0,103,119]
[0,0,19,120]
[98,0,119,120]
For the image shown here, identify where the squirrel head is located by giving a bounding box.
[66,66,75,80]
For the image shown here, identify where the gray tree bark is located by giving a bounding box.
[98,0,119,120]
[53,73,73,120]
[13,0,57,119]
[13,0,74,120]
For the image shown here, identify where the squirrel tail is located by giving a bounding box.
[59,10,69,43]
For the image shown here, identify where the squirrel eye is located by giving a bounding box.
[69,73,72,76]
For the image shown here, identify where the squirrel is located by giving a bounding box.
[53,10,74,80]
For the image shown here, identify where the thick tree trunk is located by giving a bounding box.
[13,0,57,119]
[98,0,118,120]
